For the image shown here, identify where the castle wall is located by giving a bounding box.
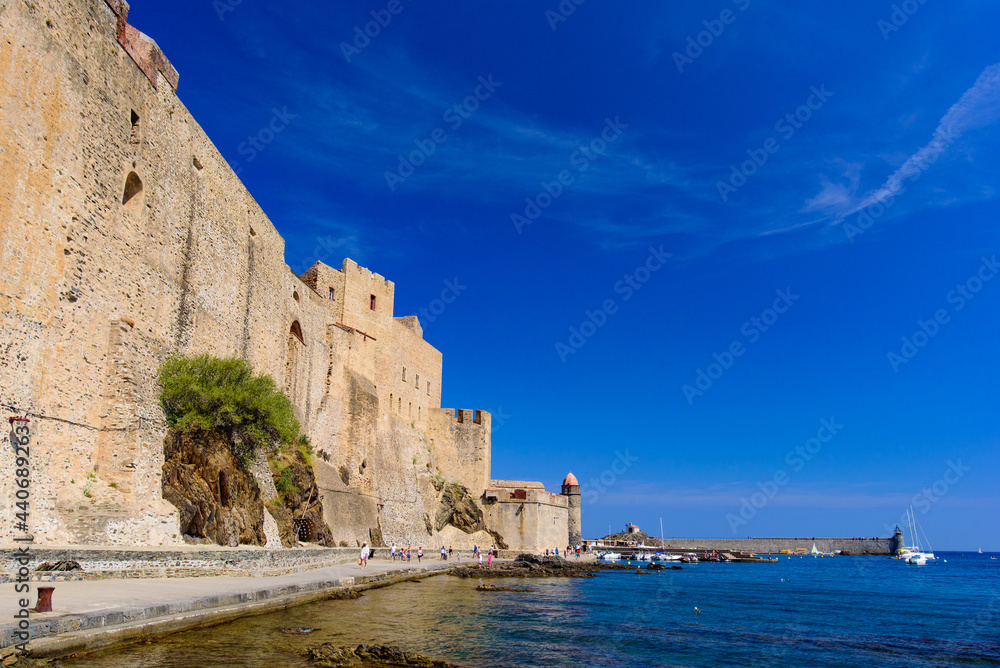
[427,409,491,493]
[483,485,569,553]
[0,0,496,549]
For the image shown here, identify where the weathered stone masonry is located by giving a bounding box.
[0,0,573,551]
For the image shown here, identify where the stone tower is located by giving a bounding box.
[891,529,906,554]
[562,472,581,547]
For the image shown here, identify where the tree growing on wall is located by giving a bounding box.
[158,354,300,462]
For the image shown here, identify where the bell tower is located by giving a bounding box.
[562,472,581,547]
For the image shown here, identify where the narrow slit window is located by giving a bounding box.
[402,367,406,381]
[129,110,140,143]
[370,294,376,310]
[415,373,419,389]
[426,381,430,396]
[328,287,335,300]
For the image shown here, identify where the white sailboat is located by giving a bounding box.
[902,507,936,565]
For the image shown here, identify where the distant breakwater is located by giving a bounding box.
[633,538,891,555]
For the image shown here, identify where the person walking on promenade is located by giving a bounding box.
[406,545,412,562]
[478,551,483,566]
[360,542,370,569]
[391,543,397,562]
[487,546,493,567]
[441,546,447,560]
[448,546,453,561]
[417,547,423,563]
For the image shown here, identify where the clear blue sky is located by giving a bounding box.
[131,0,999,550]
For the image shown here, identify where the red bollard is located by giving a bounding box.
[33,586,55,612]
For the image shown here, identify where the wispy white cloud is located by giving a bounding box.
[836,62,1000,221]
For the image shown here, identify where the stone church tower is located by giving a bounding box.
[562,472,581,546]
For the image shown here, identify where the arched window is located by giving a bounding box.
[370,294,377,310]
[289,320,305,345]
[122,171,143,206]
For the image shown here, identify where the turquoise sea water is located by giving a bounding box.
[62,552,999,667]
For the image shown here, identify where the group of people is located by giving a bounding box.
[359,543,424,568]
[439,544,494,565]
[389,543,421,563]
[544,544,585,558]
[358,542,494,568]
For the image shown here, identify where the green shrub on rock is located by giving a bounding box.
[158,354,300,462]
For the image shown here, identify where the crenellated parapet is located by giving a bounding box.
[103,0,179,91]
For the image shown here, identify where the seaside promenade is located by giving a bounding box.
[0,553,467,661]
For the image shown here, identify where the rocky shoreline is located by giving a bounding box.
[305,643,457,668]
[301,555,635,666]
[450,553,634,579]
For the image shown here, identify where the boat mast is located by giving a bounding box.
[914,510,933,554]
[907,506,918,551]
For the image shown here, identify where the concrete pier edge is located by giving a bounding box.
[1,564,459,661]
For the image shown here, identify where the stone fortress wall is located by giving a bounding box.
[483,481,572,553]
[0,0,569,551]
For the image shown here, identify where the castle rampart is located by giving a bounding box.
[482,482,570,552]
[0,0,574,552]
[427,409,491,494]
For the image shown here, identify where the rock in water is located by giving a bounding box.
[305,643,455,667]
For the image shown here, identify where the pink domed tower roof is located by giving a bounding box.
[562,472,579,487]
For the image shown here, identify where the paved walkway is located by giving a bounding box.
[0,557,463,658]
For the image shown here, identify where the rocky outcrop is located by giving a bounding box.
[433,483,485,534]
[476,584,535,592]
[269,447,335,547]
[161,428,266,546]
[305,643,455,667]
[451,553,633,578]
